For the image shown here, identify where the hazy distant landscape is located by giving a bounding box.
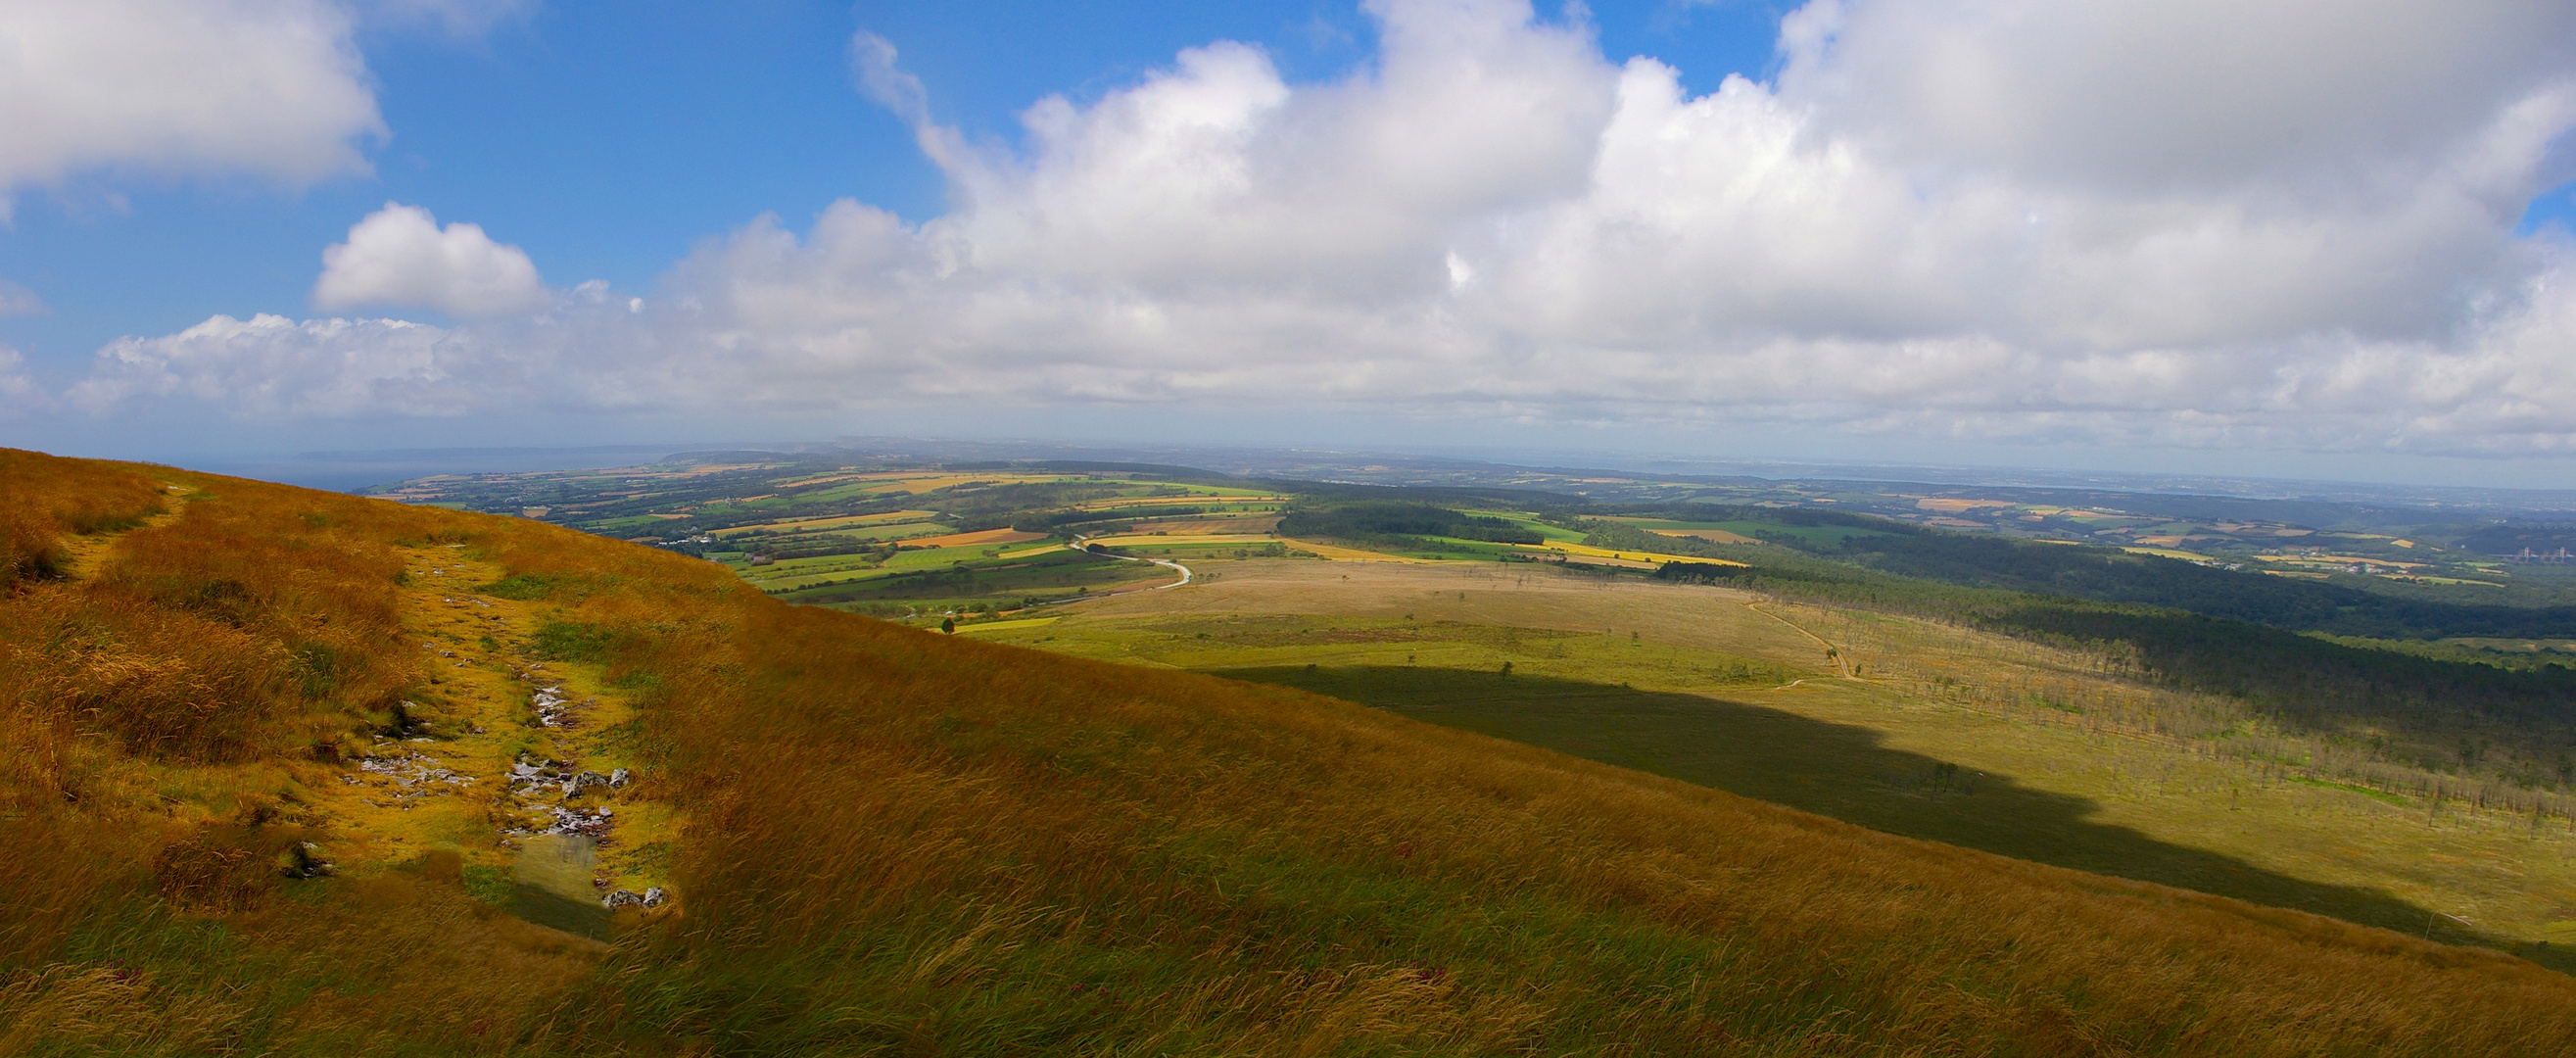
[15,0,2576,1052]
[360,440,2576,966]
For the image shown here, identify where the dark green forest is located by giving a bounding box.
[1606,503,2576,641]
[1277,501,1545,548]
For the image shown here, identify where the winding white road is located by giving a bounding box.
[1042,534,1194,605]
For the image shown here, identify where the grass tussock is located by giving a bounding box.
[0,451,166,589]
[7,447,2576,1055]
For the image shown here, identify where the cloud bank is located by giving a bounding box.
[70,0,2576,457]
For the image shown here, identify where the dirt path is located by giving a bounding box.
[44,481,672,926]
[52,483,190,577]
[344,543,674,925]
[1745,601,1862,681]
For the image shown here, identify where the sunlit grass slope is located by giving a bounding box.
[8,448,2576,1055]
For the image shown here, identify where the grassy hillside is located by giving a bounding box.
[974,560,2576,958]
[8,449,2576,1054]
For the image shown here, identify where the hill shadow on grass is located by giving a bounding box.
[1215,664,2573,975]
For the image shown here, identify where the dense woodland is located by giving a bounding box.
[1277,501,1546,549]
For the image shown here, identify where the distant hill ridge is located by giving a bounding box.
[5,447,2575,1054]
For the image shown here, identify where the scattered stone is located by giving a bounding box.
[281,841,336,879]
[355,751,476,807]
[509,804,614,839]
[528,686,582,728]
[603,889,644,909]
[561,770,610,796]
[642,887,667,908]
[608,767,630,788]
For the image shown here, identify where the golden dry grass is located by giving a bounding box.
[8,447,2576,1055]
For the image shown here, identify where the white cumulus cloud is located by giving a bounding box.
[0,0,384,208]
[70,313,489,417]
[66,0,2576,460]
[310,203,551,318]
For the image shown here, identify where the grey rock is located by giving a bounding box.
[602,889,644,909]
[642,887,667,908]
[608,767,630,789]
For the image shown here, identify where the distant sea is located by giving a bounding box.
[195,446,686,494]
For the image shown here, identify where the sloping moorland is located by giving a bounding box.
[8,447,2576,1056]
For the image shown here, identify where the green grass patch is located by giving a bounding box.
[528,619,616,663]
[460,863,513,905]
[472,572,559,600]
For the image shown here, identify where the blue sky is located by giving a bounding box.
[0,1,1794,354]
[5,0,2576,486]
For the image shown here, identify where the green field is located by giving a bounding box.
[979,558,2576,968]
[782,548,1171,612]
